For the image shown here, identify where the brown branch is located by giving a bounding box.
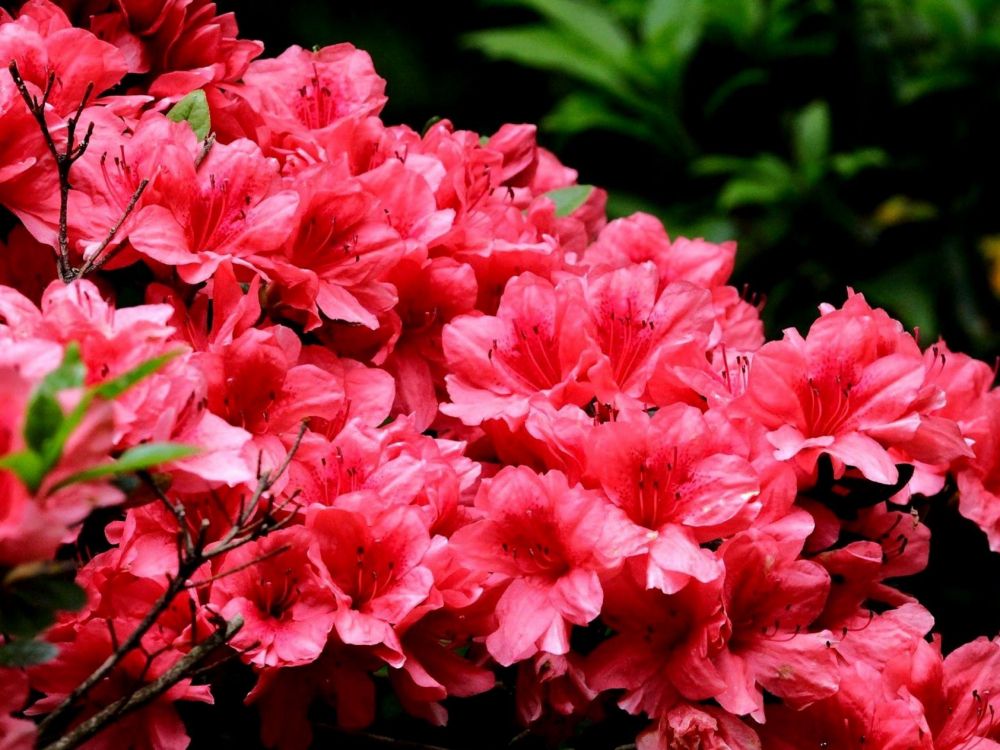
[184,543,292,589]
[8,62,94,283]
[39,616,243,750]
[36,423,308,740]
[194,133,216,169]
[76,178,150,277]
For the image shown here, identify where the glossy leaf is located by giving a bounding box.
[167,89,212,140]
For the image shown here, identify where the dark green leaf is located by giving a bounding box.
[543,92,659,142]
[830,148,888,179]
[0,638,58,667]
[167,90,211,140]
[544,185,595,216]
[501,0,633,64]
[641,0,704,75]
[23,393,63,454]
[465,26,629,95]
[0,576,85,638]
[719,177,790,210]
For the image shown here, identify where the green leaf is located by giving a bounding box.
[916,0,977,39]
[641,0,704,75]
[830,148,887,179]
[543,92,659,142]
[167,90,211,140]
[93,351,181,399]
[23,393,64,454]
[703,68,767,115]
[0,450,46,491]
[897,69,970,103]
[792,101,831,179]
[543,185,595,216]
[23,343,87,455]
[692,154,753,176]
[39,343,85,392]
[0,638,58,667]
[705,0,763,41]
[465,26,629,95]
[719,177,790,210]
[499,0,633,64]
[0,576,85,638]
[51,442,198,490]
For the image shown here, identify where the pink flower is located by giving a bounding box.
[583,263,715,407]
[441,273,598,428]
[29,559,212,750]
[129,138,298,282]
[955,391,1000,550]
[0,1,127,114]
[583,213,736,290]
[587,405,759,593]
[911,636,1000,749]
[712,518,839,720]
[758,660,933,750]
[586,572,728,718]
[251,163,403,330]
[97,0,263,96]
[736,292,971,485]
[307,503,435,664]
[242,43,386,140]
[637,703,760,750]
[209,527,336,668]
[516,652,596,726]
[450,466,647,666]
[0,669,35,750]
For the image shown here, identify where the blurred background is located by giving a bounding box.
[224,0,1000,360]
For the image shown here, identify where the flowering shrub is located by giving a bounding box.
[0,2,999,749]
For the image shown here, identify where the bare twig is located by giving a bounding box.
[184,543,292,589]
[36,424,308,741]
[76,178,150,276]
[8,61,94,282]
[194,133,216,169]
[39,616,243,750]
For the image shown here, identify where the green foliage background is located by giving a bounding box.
[228,0,1000,359]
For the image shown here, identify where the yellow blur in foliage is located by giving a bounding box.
[980,235,1000,296]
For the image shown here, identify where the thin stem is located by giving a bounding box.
[36,423,308,739]
[39,616,243,750]
[7,62,95,282]
[195,133,216,169]
[77,178,150,276]
[184,544,291,589]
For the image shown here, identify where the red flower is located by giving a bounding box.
[129,138,298,282]
[209,527,336,668]
[450,466,647,666]
[712,517,839,720]
[587,405,759,593]
[736,292,971,485]
[442,273,598,428]
[307,503,434,664]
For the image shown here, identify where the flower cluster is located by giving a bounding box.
[1,2,999,749]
